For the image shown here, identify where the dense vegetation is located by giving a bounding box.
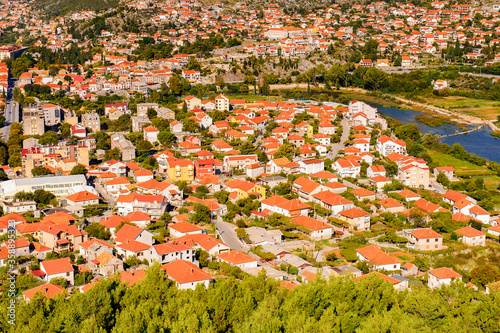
[3,263,500,332]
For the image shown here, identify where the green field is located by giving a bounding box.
[423,96,500,120]
[428,151,493,176]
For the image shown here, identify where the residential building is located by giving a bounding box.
[161,260,212,290]
[428,267,462,289]
[40,257,75,285]
[81,112,101,133]
[454,226,486,247]
[404,228,443,251]
[356,245,402,271]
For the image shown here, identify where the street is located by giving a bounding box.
[214,217,247,252]
[328,117,350,159]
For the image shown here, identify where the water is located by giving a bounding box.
[373,104,500,163]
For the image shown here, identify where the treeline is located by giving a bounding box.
[3,264,500,332]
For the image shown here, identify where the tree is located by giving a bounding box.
[84,223,111,240]
[470,265,500,287]
[70,164,88,176]
[436,172,450,187]
[192,203,211,224]
[168,76,182,95]
[273,143,294,160]
[183,118,200,133]
[33,189,56,205]
[31,166,52,177]
[395,124,421,143]
[105,147,121,161]
[158,131,176,146]
[136,140,153,156]
[49,66,60,77]
[39,131,60,145]
[147,108,157,119]
[49,277,68,288]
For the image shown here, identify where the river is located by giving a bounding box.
[373,104,500,163]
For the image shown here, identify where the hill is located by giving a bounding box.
[32,0,119,16]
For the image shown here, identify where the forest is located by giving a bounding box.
[3,263,500,333]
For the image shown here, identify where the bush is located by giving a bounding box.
[340,248,358,262]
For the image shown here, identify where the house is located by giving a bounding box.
[434,166,455,180]
[369,175,392,190]
[170,121,183,133]
[114,224,154,246]
[22,283,66,302]
[378,198,405,213]
[223,155,259,172]
[292,177,324,202]
[133,169,154,183]
[66,191,100,207]
[161,260,212,290]
[151,242,195,265]
[215,94,230,111]
[116,193,167,218]
[1,200,37,214]
[289,215,333,240]
[169,221,204,238]
[398,190,421,202]
[78,238,114,261]
[260,195,310,217]
[351,188,376,201]
[454,226,486,247]
[90,252,124,277]
[125,211,151,228]
[217,250,259,268]
[38,224,88,253]
[367,165,386,178]
[40,257,75,285]
[164,158,195,182]
[224,179,266,199]
[356,245,401,271]
[143,126,160,143]
[404,228,443,251]
[176,233,230,257]
[116,240,151,262]
[3,238,30,256]
[338,208,371,231]
[333,159,360,178]
[298,158,324,174]
[376,136,406,156]
[428,267,462,289]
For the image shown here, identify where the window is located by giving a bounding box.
[66,272,70,277]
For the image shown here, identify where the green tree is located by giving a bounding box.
[168,76,182,95]
[192,203,211,224]
[33,189,56,205]
[49,277,68,288]
[158,131,176,146]
[70,164,88,175]
[39,131,60,145]
[31,166,52,177]
[84,223,111,240]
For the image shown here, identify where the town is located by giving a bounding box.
[1,0,500,330]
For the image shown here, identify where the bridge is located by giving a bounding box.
[440,125,484,138]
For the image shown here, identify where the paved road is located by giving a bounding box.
[0,101,19,141]
[214,217,247,252]
[429,179,446,194]
[328,117,350,159]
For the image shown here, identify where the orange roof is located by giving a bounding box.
[410,228,442,239]
[339,207,370,218]
[443,190,468,203]
[114,224,144,242]
[125,211,151,222]
[290,215,332,231]
[351,188,375,197]
[170,221,203,233]
[22,283,65,301]
[428,267,462,279]
[356,245,402,266]
[66,191,99,202]
[161,260,212,284]
[454,226,485,238]
[378,198,404,208]
[116,240,151,252]
[217,250,257,265]
[41,257,73,275]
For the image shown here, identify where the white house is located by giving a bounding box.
[454,226,486,247]
[356,245,401,271]
[143,125,159,143]
[169,221,204,238]
[162,260,213,290]
[290,215,333,240]
[376,135,406,156]
[428,267,462,289]
[217,250,259,269]
[298,158,324,174]
[333,159,360,178]
[215,94,230,111]
[40,257,75,286]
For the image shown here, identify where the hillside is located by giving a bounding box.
[32,0,120,16]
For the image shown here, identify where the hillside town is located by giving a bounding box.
[0,0,500,314]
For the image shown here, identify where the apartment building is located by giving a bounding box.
[110,134,136,161]
[23,108,45,135]
[116,193,167,218]
[81,112,101,133]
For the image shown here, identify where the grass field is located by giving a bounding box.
[428,151,493,176]
[423,96,500,120]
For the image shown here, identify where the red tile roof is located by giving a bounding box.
[428,267,462,279]
[22,283,65,301]
[356,245,402,266]
[41,257,73,275]
[217,250,257,265]
[454,226,485,238]
[161,260,212,284]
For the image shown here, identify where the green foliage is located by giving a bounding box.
[377,229,408,244]
[470,265,500,287]
[340,248,358,262]
[49,277,68,288]
[192,203,211,224]
[355,260,371,274]
[74,272,93,286]
[31,166,52,177]
[38,131,60,145]
[70,164,88,175]
[251,246,276,261]
[84,223,111,240]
